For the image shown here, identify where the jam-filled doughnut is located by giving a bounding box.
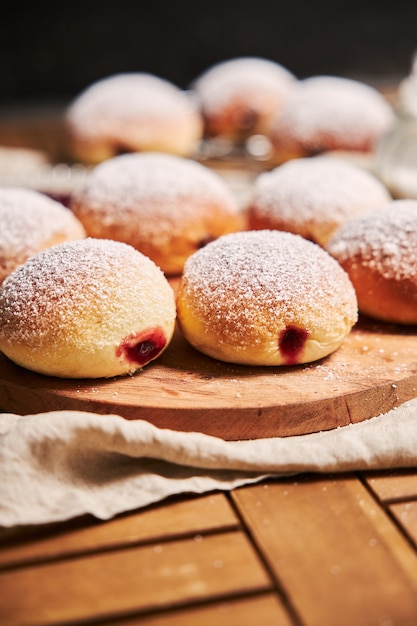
[268,76,395,163]
[191,57,296,140]
[70,152,244,276]
[177,230,358,366]
[65,72,203,163]
[0,238,176,378]
[0,187,86,285]
[247,156,391,246]
[326,199,417,324]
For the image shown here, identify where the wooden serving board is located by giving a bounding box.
[1,316,417,440]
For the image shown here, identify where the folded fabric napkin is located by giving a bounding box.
[1,399,417,528]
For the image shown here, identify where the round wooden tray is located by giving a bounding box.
[1,317,417,440]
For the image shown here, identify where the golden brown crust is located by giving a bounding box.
[268,76,395,163]
[335,257,417,324]
[247,156,391,247]
[327,199,417,324]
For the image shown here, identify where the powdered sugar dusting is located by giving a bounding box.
[0,238,173,350]
[327,199,417,281]
[192,57,296,113]
[181,230,358,347]
[66,73,200,136]
[271,76,395,150]
[71,153,238,242]
[249,156,391,243]
[0,187,85,281]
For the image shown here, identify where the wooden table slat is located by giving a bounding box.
[0,530,272,626]
[110,593,294,626]
[364,469,417,503]
[232,475,417,626]
[0,494,239,570]
[389,501,417,549]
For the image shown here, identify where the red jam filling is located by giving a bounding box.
[116,327,167,367]
[234,107,259,131]
[197,235,215,249]
[44,191,72,208]
[278,325,309,365]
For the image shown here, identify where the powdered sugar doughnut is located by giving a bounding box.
[0,238,176,378]
[65,73,203,163]
[0,187,86,285]
[269,76,395,162]
[326,200,417,324]
[70,152,244,275]
[192,57,296,140]
[177,230,358,366]
[248,156,391,246]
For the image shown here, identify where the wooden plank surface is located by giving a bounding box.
[231,474,417,626]
[109,594,294,626]
[365,469,417,502]
[390,501,417,549]
[2,472,417,625]
[0,531,272,626]
[0,494,239,570]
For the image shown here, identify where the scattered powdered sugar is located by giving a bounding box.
[250,156,391,236]
[181,230,358,346]
[271,76,395,149]
[0,187,85,273]
[71,153,238,241]
[66,73,199,134]
[192,57,296,113]
[0,238,173,349]
[327,199,417,281]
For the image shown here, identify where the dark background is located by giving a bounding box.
[0,0,416,106]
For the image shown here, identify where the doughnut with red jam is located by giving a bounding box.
[177,230,358,366]
[0,238,176,378]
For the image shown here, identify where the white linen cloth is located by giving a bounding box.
[1,399,417,527]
